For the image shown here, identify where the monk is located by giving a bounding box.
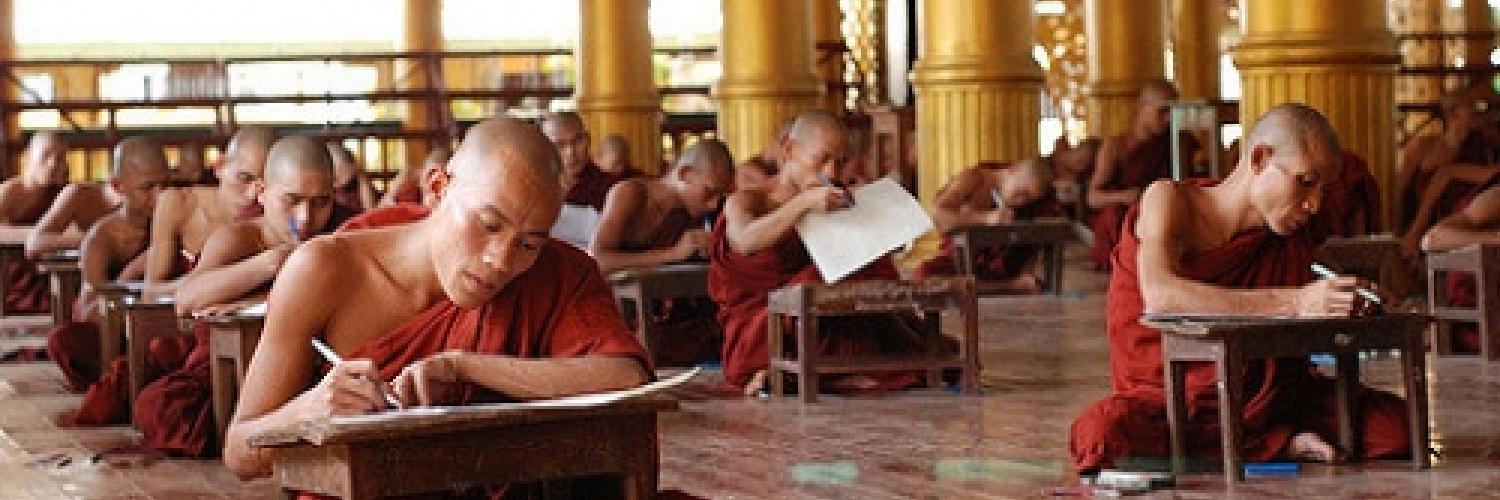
[1396,89,1500,232]
[132,136,351,457]
[914,158,1057,292]
[736,120,792,192]
[326,142,377,212]
[1068,104,1413,475]
[0,131,70,314]
[380,144,448,207]
[597,133,644,179]
[1415,165,1500,352]
[709,110,927,396]
[1087,82,1199,271]
[1317,151,1382,238]
[174,142,215,185]
[45,137,170,391]
[24,152,125,259]
[542,111,619,211]
[591,139,733,366]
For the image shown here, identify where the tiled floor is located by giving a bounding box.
[2,248,1499,499]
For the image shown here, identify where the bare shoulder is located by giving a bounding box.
[724,188,766,217]
[1136,181,1189,230]
[605,178,648,205]
[82,212,127,244]
[278,235,359,298]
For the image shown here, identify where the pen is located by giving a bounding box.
[1310,263,1384,305]
[311,338,402,409]
[288,216,302,241]
[815,172,855,209]
[990,188,1006,209]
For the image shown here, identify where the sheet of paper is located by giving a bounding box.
[550,203,601,250]
[795,177,933,283]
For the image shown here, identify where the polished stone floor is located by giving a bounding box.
[2,246,1499,499]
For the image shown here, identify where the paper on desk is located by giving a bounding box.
[550,204,600,250]
[795,178,933,283]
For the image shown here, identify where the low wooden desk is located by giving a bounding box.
[1145,314,1431,482]
[949,220,1075,296]
[0,233,52,329]
[1426,244,1500,358]
[766,277,979,403]
[121,295,192,421]
[93,281,145,373]
[608,263,710,366]
[35,249,81,327]
[1317,234,1402,286]
[249,397,677,500]
[198,302,267,443]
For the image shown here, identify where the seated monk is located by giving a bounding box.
[133,136,352,457]
[1068,104,1412,474]
[1419,170,1500,352]
[174,142,216,186]
[46,137,170,392]
[1396,90,1500,234]
[222,118,650,499]
[380,144,448,207]
[1316,151,1381,238]
[63,128,274,426]
[542,111,619,212]
[597,133,645,180]
[591,139,734,366]
[0,131,70,314]
[1088,82,1200,271]
[736,120,792,193]
[914,157,1058,292]
[709,110,928,396]
[25,144,130,259]
[326,142,378,213]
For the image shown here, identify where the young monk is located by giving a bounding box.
[132,135,352,457]
[1088,82,1199,271]
[591,139,733,365]
[709,110,927,396]
[1397,89,1500,232]
[174,142,215,186]
[1068,103,1413,474]
[24,151,124,259]
[326,142,377,212]
[0,132,70,315]
[380,144,448,207]
[596,133,645,179]
[223,118,649,493]
[913,158,1057,292]
[46,137,170,391]
[542,111,620,211]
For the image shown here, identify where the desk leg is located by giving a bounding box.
[798,314,819,403]
[210,353,234,446]
[1216,341,1245,482]
[1334,352,1361,461]
[1047,243,1064,296]
[1165,358,1188,476]
[98,303,121,373]
[1404,340,1432,469]
[922,310,942,389]
[768,311,785,397]
[960,292,980,395]
[125,316,146,423]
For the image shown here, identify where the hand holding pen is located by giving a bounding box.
[814,172,855,210]
[311,338,403,411]
[1308,262,1386,316]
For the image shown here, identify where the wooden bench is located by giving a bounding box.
[1425,244,1500,358]
[949,220,1075,296]
[766,276,979,403]
[248,397,677,500]
[35,249,81,327]
[608,262,711,367]
[121,295,193,421]
[1146,314,1432,482]
[198,302,266,443]
[93,281,145,375]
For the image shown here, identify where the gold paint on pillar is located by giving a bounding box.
[1461,0,1495,71]
[399,0,443,168]
[0,0,18,179]
[1236,0,1399,229]
[577,0,662,174]
[810,0,845,111]
[1084,0,1165,138]
[716,0,823,162]
[1394,0,1444,136]
[1171,0,1221,100]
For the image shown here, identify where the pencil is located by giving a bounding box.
[310,338,402,409]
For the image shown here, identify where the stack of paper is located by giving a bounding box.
[795,178,933,283]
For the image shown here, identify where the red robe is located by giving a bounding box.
[1315,151,1382,238]
[706,214,925,390]
[1088,133,1196,271]
[1068,196,1412,473]
[915,163,1059,281]
[298,205,651,500]
[47,249,147,392]
[388,183,422,205]
[622,210,720,367]
[4,184,65,314]
[565,162,621,212]
[1400,130,1500,230]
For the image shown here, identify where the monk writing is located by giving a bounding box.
[25,140,123,258]
[914,157,1057,292]
[1068,104,1412,474]
[0,131,71,314]
[380,144,448,207]
[542,111,619,212]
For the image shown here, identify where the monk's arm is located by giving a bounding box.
[723,187,836,255]
[144,190,186,287]
[1134,183,1300,315]
[78,219,114,290]
[24,184,83,258]
[1422,186,1500,252]
[1086,139,1139,207]
[590,182,690,272]
[447,355,648,401]
[0,182,21,223]
[174,225,285,314]
[930,170,1008,233]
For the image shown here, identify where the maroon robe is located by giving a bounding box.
[388,183,422,205]
[565,162,621,212]
[1068,192,1412,473]
[706,213,925,390]
[1315,151,1382,238]
[47,245,147,392]
[1088,133,1196,271]
[4,184,65,314]
[1400,130,1500,231]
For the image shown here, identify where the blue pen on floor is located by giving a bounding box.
[1243,461,1299,477]
[816,172,855,209]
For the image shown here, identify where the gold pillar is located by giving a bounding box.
[811,0,844,111]
[0,0,17,179]
[1236,0,1399,229]
[716,0,823,161]
[1461,0,1495,70]
[399,0,442,168]
[1171,0,1220,100]
[1395,0,1444,137]
[577,0,663,175]
[1084,0,1166,138]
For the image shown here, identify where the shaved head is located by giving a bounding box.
[218,127,276,217]
[1241,103,1343,235]
[785,110,845,146]
[673,138,735,215]
[1244,103,1341,167]
[223,127,276,173]
[540,111,591,176]
[112,136,169,180]
[540,111,585,133]
[675,138,733,177]
[779,110,851,182]
[265,136,335,184]
[451,118,561,186]
[1137,80,1179,104]
[24,131,67,185]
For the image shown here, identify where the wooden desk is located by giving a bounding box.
[949,220,1075,296]
[1317,234,1402,286]
[121,295,192,421]
[1146,314,1431,482]
[93,281,145,374]
[766,277,979,403]
[198,302,266,443]
[0,234,52,329]
[608,263,710,366]
[248,397,677,500]
[35,250,81,327]
[1426,244,1500,358]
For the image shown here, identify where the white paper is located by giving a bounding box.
[550,203,601,250]
[795,177,933,283]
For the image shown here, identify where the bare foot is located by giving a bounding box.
[1287,432,1340,463]
[742,370,767,397]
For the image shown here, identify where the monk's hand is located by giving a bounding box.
[304,359,389,417]
[674,229,708,260]
[799,185,852,213]
[984,208,1016,225]
[1296,276,1361,317]
[393,351,465,407]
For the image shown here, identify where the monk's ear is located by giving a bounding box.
[424,164,451,203]
[1247,144,1273,174]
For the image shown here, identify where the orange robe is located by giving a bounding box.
[565,162,621,212]
[1088,133,1196,271]
[297,205,651,499]
[4,184,64,314]
[1068,194,1412,474]
[915,162,1058,281]
[622,210,720,367]
[705,214,925,390]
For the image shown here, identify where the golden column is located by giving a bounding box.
[1171,0,1221,100]
[1236,0,1399,228]
[577,0,662,174]
[1461,0,1495,71]
[0,0,18,179]
[1084,0,1166,138]
[1395,0,1444,134]
[810,0,844,111]
[716,0,823,161]
[399,0,443,168]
